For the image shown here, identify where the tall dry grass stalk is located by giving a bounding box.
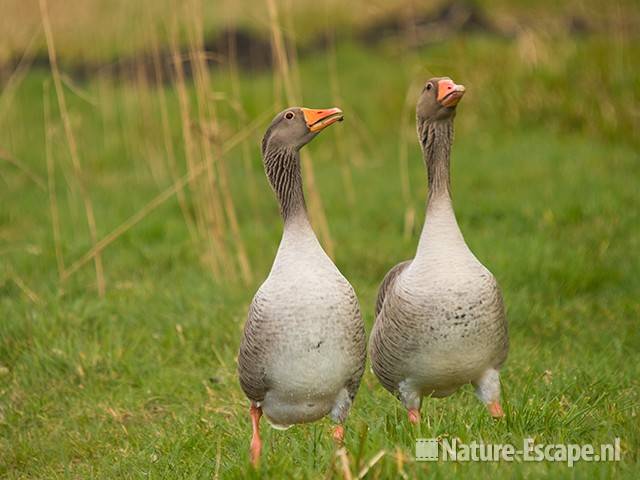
[266,0,290,110]
[326,29,356,209]
[266,0,334,258]
[186,0,252,284]
[61,109,271,280]
[186,2,228,270]
[43,81,65,280]
[189,0,250,284]
[0,29,39,125]
[95,73,113,167]
[8,268,42,306]
[39,0,106,297]
[0,148,46,191]
[226,26,260,211]
[135,61,167,188]
[148,26,199,244]
[170,21,225,279]
[399,78,424,239]
[58,4,266,288]
[281,0,303,101]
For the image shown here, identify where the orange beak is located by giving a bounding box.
[301,107,344,132]
[437,79,466,107]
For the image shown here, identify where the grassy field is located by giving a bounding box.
[1,1,639,478]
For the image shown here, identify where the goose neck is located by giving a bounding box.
[414,118,466,262]
[419,118,454,203]
[264,146,307,222]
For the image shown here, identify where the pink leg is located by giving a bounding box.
[250,404,262,467]
[332,425,345,444]
[407,408,421,424]
[487,401,504,419]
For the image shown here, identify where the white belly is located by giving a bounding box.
[396,258,507,396]
[257,259,360,427]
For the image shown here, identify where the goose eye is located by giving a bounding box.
[285,111,295,120]
[426,83,432,91]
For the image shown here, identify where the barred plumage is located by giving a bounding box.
[370,78,509,421]
[237,107,364,464]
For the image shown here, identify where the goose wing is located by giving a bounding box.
[374,260,412,317]
[238,295,269,403]
[343,286,367,401]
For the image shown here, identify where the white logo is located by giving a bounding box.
[416,437,621,467]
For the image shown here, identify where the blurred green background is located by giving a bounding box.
[1,0,638,478]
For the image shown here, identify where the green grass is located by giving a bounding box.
[1,29,639,479]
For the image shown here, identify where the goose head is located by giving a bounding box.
[416,77,465,197]
[416,77,465,125]
[262,107,344,155]
[261,107,344,218]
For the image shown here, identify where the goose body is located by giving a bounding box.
[370,78,508,420]
[371,198,508,406]
[238,107,365,464]
[241,213,364,428]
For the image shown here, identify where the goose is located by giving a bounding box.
[238,107,366,466]
[369,77,509,424]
